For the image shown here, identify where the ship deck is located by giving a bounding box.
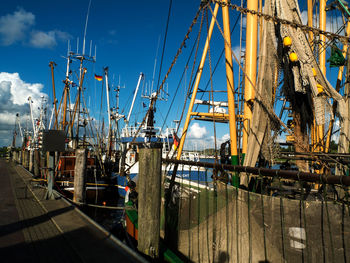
[0,158,147,263]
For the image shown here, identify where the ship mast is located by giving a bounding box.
[104,67,113,156]
[242,0,258,162]
[61,54,71,132]
[49,61,59,129]
[316,0,327,154]
[176,3,220,160]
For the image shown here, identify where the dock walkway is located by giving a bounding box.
[0,159,147,263]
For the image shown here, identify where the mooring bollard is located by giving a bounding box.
[137,143,162,259]
[73,148,87,204]
[34,150,40,177]
[29,149,34,173]
[45,152,55,200]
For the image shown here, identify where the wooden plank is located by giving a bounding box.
[73,149,87,203]
[137,144,162,258]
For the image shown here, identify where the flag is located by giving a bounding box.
[173,133,180,150]
[94,74,103,81]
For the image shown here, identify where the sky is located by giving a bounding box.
[0,0,347,150]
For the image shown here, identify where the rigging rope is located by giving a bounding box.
[155,0,173,108]
[211,0,350,43]
[206,4,346,170]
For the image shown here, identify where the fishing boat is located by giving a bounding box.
[115,73,208,197]
[135,0,350,262]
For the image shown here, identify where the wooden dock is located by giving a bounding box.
[0,158,147,263]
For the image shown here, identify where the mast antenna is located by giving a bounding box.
[67,40,71,56]
[82,0,92,56]
[151,35,161,93]
[77,37,79,54]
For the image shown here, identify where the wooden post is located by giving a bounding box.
[34,150,40,177]
[11,150,16,162]
[138,143,162,259]
[29,149,34,173]
[45,152,55,200]
[24,150,29,169]
[22,150,25,166]
[73,149,87,204]
[23,150,26,167]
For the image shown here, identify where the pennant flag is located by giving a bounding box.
[94,74,103,81]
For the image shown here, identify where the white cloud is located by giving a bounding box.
[0,72,46,107]
[187,123,207,139]
[232,45,244,61]
[0,72,48,146]
[55,30,71,41]
[180,122,230,150]
[30,30,71,48]
[109,30,116,36]
[30,30,56,48]
[0,8,35,45]
[300,10,344,34]
[0,8,71,48]
[332,119,340,142]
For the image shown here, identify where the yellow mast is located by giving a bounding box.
[61,56,71,131]
[176,3,220,160]
[61,82,69,131]
[176,2,239,185]
[308,0,317,151]
[222,0,239,182]
[318,0,327,152]
[242,0,258,161]
[49,62,58,129]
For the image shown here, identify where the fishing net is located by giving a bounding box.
[243,0,348,175]
[243,0,279,171]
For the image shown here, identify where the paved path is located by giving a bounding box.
[0,159,147,263]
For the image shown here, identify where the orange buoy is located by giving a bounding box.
[289,52,298,62]
[283,36,292,47]
[317,84,324,94]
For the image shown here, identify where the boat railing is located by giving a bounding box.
[163,158,350,186]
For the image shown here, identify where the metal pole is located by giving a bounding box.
[127,73,144,123]
[105,67,111,139]
[222,0,240,186]
[49,62,58,129]
[317,0,327,152]
[28,97,37,140]
[242,0,258,161]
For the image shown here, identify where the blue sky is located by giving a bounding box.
[0,0,203,147]
[0,0,347,149]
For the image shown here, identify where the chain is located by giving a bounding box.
[211,0,350,44]
[207,4,345,170]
